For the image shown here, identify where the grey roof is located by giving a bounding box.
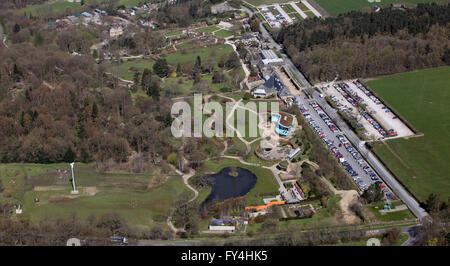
[257,73,284,94]
[261,49,278,60]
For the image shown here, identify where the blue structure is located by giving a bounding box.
[271,112,296,137]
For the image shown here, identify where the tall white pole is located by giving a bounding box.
[70,162,79,194]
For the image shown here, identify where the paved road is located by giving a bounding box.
[402,225,420,246]
[255,20,428,221]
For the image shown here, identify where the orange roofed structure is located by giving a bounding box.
[245,201,285,211]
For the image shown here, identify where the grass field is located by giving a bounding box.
[315,0,448,15]
[367,202,415,222]
[117,0,141,8]
[214,29,234,38]
[196,25,220,33]
[245,0,294,6]
[0,163,192,228]
[367,67,450,202]
[280,3,296,13]
[296,2,309,11]
[20,0,90,17]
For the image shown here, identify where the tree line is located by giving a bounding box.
[277,3,450,81]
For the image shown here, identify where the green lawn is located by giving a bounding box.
[367,67,450,202]
[214,29,234,38]
[0,163,192,229]
[289,12,304,21]
[196,25,220,33]
[303,10,316,18]
[245,0,294,6]
[280,3,296,13]
[367,202,416,222]
[315,0,448,15]
[117,58,155,81]
[20,0,90,17]
[296,2,310,11]
[117,0,142,8]
[164,43,233,66]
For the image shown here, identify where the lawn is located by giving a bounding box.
[367,67,450,202]
[0,163,192,229]
[20,0,89,17]
[280,3,296,13]
[289,12,304,21]
[214,29,234,38]
[116,58,155,81]
[367,202,416,222]
[245,0,294,7]
[164,43,233,66]
[303,10,316,18]
[117,0,142,8]
[201,158,279,206]
[315,0,448,15]
[196,25,220,33]
[295,2,310,11]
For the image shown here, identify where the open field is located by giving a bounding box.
[367,202,415,222]
[20,0,90,17]
[117,0,142,8]
[314,0,449,15]
[164,43,233,66]
[0,163,192,229]
[214,29,234,38]
[367,67,450,202]
[196,25,220,33]
[245,0,294,6]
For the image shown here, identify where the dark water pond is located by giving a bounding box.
[201,167,257,210]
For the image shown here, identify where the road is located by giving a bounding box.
[256,21,428,221]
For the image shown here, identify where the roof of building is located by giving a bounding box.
[262,58,283,65]
[252,88,266,95]
[259,73,284,94]
[288,147,301,159]
[261,49,278,60]
[278,112,294,127]
[209,219,237,225]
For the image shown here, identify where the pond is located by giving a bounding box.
[200,167,257,211]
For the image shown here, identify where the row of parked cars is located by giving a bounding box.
[334,84,358,107]
[309,101,339,133]
[339,83,366,105]
[307,102,360,178]
[360,110,387,136]
[298,101,392,197]
[353,81,382,105]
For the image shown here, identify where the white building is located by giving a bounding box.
[109,25,124,38]
[252,88,267,97]
[208,225,236,231]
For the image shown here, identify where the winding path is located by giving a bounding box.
[166,94,285,233]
